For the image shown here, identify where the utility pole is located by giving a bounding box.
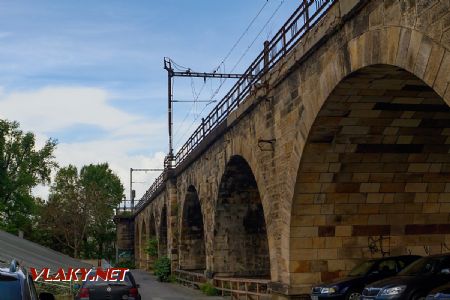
[163,57,249,162]
[130,168,164,209]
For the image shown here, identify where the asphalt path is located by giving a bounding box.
[131,269,225,300]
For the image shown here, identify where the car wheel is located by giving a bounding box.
[345,289,361,300]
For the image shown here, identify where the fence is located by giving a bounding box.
[214,277,271,299]
[174,269,271,299]
[174,269,207,288]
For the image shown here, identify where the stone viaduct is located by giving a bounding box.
[116,0,450,298]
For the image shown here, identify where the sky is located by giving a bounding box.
[0,0,300,203]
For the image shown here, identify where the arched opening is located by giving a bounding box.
[134,221,140,266]
[179,186,206,272]
[213,155,270,278]
[159,205,168,257]
[147,214,157,270]
[290,65,450,289]
[139,220,148,269]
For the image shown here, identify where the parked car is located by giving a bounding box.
[75,269,141,300]
[426,283,450,300]
[311,255,421,300]
[0,259,55,300]
[362,254,450,300]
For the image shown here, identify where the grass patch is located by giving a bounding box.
[200,282,219,296]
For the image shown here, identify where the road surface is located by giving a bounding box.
[131,269,225,300]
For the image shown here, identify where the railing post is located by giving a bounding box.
[201,118,205,138]
[304,0,310,28]
[263,40,270,74]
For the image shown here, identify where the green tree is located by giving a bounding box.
[80,163,124,259]
[0,119,57,234]
[40,165,90,258]
[41,163,124,259]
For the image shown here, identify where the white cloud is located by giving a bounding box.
[0,87,136,132]
[0,86,167,201]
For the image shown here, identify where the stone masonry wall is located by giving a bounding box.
[130,0,450,297]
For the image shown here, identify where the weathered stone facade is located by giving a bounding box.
[114,215,134,256]
[128,0,450,298]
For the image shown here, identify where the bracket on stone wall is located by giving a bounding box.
[257,139,276,151]
[424,245,430,255]
[368,235,390,257]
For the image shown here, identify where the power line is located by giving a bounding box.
[212,0,269,73]
[171,0,284,149]
[209,0,286,101]
[172,2,271,148]
[172,79,208,140]
[173,0,286,149]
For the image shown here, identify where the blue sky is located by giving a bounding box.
[0,0,299,200]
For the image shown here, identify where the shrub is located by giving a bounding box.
[153,256,171,282]
[200,282,219,296]
[145,238,158,257]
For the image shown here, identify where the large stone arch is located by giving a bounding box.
[289,63,450,290]
[134,220,141,266]
[212,155,271,278]
[212,144,280,280]
[280,2,450,292]
[158,204,168,257]
[146,212,157,270]
[139,218,148,269]
[179,185,206,271]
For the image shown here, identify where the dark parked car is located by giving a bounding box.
[426,283,450,300]
[362,254,450,300]
[75,270,141,300]
[0,259,55,300]
[311,256,421,300]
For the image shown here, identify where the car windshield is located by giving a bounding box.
[348,261,376,277]
[83,271,132,287]
[0,274,21,300]
[399,257,443,276]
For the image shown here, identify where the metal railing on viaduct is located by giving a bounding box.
[133,0,336,212]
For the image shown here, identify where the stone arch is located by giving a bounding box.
[179,185,206,271]
[134,220,141,266]
[149,212,157,237]
[289,63,450,292]
[139,218,148,269]
[280,10,450,289]
[147,212,157,270]
[159,204,168,257]
[213,155,270,278]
